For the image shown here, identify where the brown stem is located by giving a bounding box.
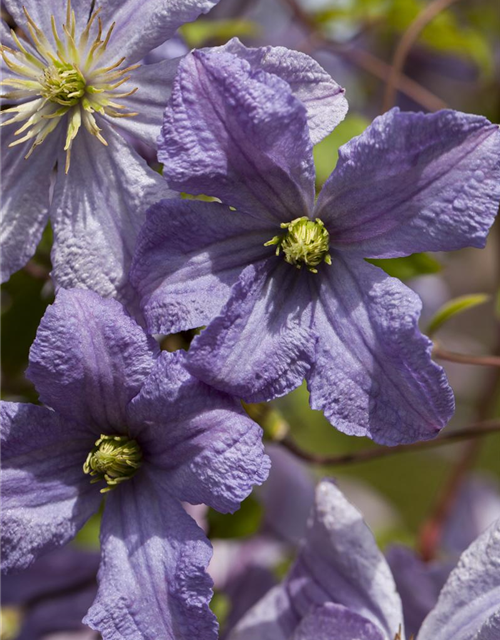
[280,420,500,467]
[382,0,461,111]
[280,0,446,112]
[433,346,500,368]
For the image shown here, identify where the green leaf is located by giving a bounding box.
[368,253,441,281]
[180,19,261,48]
[313,114,370,187]
[207,495,263,539]
[427,293,491,337]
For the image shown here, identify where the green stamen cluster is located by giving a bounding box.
[265,216,332,273]
[40,63,86,106]
[83,434,142,493]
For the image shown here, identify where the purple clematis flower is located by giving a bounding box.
[230,479,500,640]
[0,288,269,639]
[131,48,500,445]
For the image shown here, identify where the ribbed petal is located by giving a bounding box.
[418,520,500,640]
[1,402,100,573]
[292,604,386,640]
[187,261,317,403]
[27,289,158,432]
[127,350,270,514]
[229,585,293,640]
[307,255,454,445]
[0,124,60,282]
[130,198,275,335]
[50,123,172,305]
[3,0,90,39]
[96,0,221,64]
[315,109,500,258]
[159,48,315,224]
[219,38,348,144]
[104,58,181,149]
[84,471,217,640]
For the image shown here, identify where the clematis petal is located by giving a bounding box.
[187,261,317,403]
[417,519,500,640]
[292,604,386,640]
[84,471,217,640]
[27,289,158,432]
[2,0,89,39]
[229,584,293,640]
[1,402,100,573]
[315,109,500,258]
[104,58,181,149]
[0,124,60,283]
[50,123,172,306]
[307,255,454,445]
[159,49,316,224]
[127,350,270,513]
[219,38,348,144]
[130,198,275,335]
[286,480,403,639]
[96,0,221,65]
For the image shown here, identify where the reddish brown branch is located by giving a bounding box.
[433,346,500,368]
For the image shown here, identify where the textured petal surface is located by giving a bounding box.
[315,109,500,258]
[0,124,59,282]
[27,289,157,432]
[188,261,317,403]
[131,198,275,334]
[1,402,100,573]
[292,604,386,640]
[307,255,454,445]
[418,520,500,640]
[2,0,89,38]
[159,49,315,223]
[127,350,270,514]
[229,584,294,640]
[104,58,180,149]
[218,38,348,144]
[50,124,172,305]
[84,471,217,640]
[286,480,403,639]
[97,0,220,64]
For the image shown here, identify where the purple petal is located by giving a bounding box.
[127,350,270,513]
[159,49,315,224]
[97,0,220,64]
[130,198,275,335]
[418,520,500,640]
[386,545,452,638]
[187,262,317,403]
[84,471,217,640]
[315,109,500,258]
[103,58,181,149]
[2,0,88,38]
[27,289,158,432]
[50,123,172,306]
[229,585,294,640]
[307,255,454,445]
[293,604,386,640]
[0,123,60,282]
[286,480,403,639]
[217,38,348,144]
[1,402,100,573]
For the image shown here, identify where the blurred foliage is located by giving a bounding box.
[427,293,491,337]
[208,495,263,539]
[369,253,441,281]
[180,19,261,47]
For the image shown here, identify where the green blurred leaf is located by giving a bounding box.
[211,592,231,626]
[426,293,491,337]
[368,252,441,281]
[74,509,102,549]
[207,495,263,539]
[313,114,370,187]
[180,19,261,48]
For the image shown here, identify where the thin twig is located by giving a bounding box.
[281,0,446,112]
[383,0,461,111]
[280,420,500,467]
[433,346,500,368]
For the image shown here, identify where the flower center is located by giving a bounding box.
[83,434,142,493]
[265,217,332,273]
[0,0,139,172]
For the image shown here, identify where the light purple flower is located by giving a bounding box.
[131,48,500,445]
[230,479,500,640]
[0,288,269,639]
[0,0,222,303]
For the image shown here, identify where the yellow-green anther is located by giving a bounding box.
[83,434,142,493]
[264,217,332,273]
[40,63,86,106]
